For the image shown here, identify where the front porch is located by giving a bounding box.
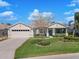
[46,23,68,37]
[33,28,68,37]
[47,28,68,36]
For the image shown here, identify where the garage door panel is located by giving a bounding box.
[9,31,33,38]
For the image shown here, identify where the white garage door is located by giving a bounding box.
[8,29,33,38]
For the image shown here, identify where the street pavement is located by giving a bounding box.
[21,53,79,59]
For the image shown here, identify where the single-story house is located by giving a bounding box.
[0,23,68,38]
[33,23,68,37]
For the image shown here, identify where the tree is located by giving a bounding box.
[29,9,53,36]
[68,20,74,36]
[75,12,79,30]
[6,23,12,25]
[32,15,50,28]
[32,14,52,36]
[74,12,79,36]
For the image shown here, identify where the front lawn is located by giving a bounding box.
[15,37,79,59]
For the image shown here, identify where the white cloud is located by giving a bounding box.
[66,16,74,21]
[65,0,79,22]
[64,11,73,15]
[72,0,79,4]
[42,12,53,19]
[67,0,79,7]
[28,9,40,20]
[31,9,40,17]
[67,3,76,7]
[28,9,53,20]
[0,11,13,16]
[64,8,79,15]
[64,8,79,22]
[0,11,16,20]
[0,0,11,7]
[74,8,79,12]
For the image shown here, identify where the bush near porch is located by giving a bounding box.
[15,37,79,59]
[53,33,65,37]
[0,36,8,41]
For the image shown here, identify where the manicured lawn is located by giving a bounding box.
[15,37,79,59]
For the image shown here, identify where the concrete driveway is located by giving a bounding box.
[22,53,79,59]
[0,37,29,59]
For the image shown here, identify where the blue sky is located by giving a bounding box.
[0,0,79,24]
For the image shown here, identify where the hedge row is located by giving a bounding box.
[63,36,79,42]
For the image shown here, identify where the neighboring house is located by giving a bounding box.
[68,24,79,36]
[0,23,68,38]
[0,24,10,37]
[68,24,74,33]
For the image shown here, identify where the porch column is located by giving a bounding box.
[66,28,68,36]
[46,29,49,37]
[36,29,39,34]
[52,28,55,35]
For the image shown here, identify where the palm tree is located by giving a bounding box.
[74,12,79,36]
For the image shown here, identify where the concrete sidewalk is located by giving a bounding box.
[0,37,29,59]
[21,53,79,59]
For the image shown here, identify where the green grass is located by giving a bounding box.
[15,37,79,59]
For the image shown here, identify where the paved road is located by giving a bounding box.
[0,37,29,59]
[22,53,79,59]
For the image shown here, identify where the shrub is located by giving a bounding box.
[34,34,46,38]
[64,36,79,42]
[37,40,50,46]
[53,34,65,37]
[32,39,51,46]
[74,37,79,41]
[33,39,43,44]
[0,36,8,41]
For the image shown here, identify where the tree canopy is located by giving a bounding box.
[28,9,53,28]
[75,12,79,30]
